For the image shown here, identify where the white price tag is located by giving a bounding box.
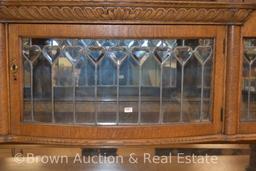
[119,75,124,79]
[124,107,133,113]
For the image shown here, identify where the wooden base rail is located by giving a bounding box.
[0,134,255,146]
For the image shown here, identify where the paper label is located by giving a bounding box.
[124,107,133,113]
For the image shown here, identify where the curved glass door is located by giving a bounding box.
[22,38,214,125]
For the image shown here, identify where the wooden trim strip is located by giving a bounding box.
[224,25,241,135]
[0,24,9,136]
[5,135,226,146]
[0,134,255,145]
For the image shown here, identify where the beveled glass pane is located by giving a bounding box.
[162,56,180,122]
[183,57,201,122]
[23,59,31,121]
[22,38,214,125]
[119,57,139,124]
[75,55,95,123]
[23,39,42,122]
[202,58,213,120]
[53,57,74,123]
[97,54,117,124]
[33,55,52,122]
[241,38,256,121]
[141,55,161,123]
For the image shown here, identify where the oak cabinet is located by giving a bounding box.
[0,0,256,145]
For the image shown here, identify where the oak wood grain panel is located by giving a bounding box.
[10,24,221,38]
[0,24,8,135]
[224,25,241,135]
[7,135,225,145]
[241,11,256,37]
[7,24,225,145]
[213,26,226,135]
[2,134,256,145]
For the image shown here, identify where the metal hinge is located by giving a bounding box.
[223,38,226,55]
[221,107,224,122]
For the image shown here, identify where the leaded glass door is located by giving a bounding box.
[239,19,256,134]
[9,24,225,142]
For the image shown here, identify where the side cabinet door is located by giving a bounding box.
[9,24,225,145]
[239,12,256,135]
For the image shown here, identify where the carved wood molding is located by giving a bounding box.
[6,135,225,145]
[0,134,255,145]
[0,1,255,24]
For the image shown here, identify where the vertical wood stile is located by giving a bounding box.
[225,25,241,135]
[0,24,9,135]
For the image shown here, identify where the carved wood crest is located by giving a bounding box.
[0,0,255,24]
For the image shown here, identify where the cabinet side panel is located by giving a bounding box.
[225,25,241,135]
[0,24,9,135]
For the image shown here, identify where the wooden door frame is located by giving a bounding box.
[0,24,9,136]
[8,24,225,145]
[238,12,256,134]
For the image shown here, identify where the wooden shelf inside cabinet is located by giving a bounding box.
[0,0,255,145]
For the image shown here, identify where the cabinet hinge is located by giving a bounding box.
[220,107,224,122]
[223,38,226,55]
